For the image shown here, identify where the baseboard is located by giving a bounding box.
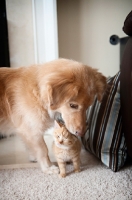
[0,163,39,170]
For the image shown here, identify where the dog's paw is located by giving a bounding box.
[47,165,59,174]
[28,151,37,162]
[29,154,37,163]
[42,165,59,174]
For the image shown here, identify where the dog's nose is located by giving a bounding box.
[75,128,85,136]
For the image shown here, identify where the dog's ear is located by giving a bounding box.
[95,72,107,102]
[47,84,54,108]
[84,65,107,102]
[47,84,78,110]
[47,77,78,110]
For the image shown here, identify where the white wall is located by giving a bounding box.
[57,0,132,76]
[6,0,132,74]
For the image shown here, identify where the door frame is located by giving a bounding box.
[32,0,58,64]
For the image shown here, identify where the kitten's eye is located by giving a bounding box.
[70,103,78,109]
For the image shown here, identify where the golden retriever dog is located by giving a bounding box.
[0,58,106,173]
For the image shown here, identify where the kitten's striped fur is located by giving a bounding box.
[53,121,81,178]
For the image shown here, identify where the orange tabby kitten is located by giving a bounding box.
[53,121,81,178]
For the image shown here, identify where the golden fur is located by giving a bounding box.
[53,121,81,178]
[0,58,106,173]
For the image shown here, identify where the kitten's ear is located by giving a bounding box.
[54,120,64,128]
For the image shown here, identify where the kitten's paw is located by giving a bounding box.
[59,173,66,178]
[74,169,81,173]
[42,165,59,174]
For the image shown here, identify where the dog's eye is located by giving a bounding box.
[70,103,78,109]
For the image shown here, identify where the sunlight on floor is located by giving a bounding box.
[0,134,56,169]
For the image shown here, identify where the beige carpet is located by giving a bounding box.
[0,151,132,199]
[0,136,132,200]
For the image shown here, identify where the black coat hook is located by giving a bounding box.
[109,35,119,45]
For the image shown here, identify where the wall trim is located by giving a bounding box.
[32,0,58,64]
